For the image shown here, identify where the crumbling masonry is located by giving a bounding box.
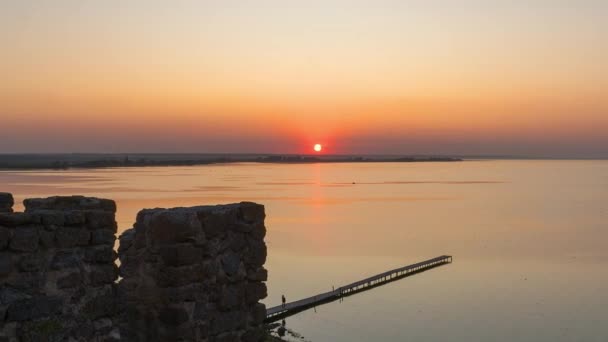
[0,193,267,342]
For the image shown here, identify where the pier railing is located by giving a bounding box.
[266,255,452,322]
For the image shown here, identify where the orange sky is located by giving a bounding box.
[1,1,607,157]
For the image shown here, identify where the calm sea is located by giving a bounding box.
[2,160,607,341]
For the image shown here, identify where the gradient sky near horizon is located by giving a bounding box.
[1,1,607,157]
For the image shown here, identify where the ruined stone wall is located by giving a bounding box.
[0,195,119,341]
[0,193,268,342]
[117,203,268,342]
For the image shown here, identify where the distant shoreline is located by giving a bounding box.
[0,154,462,171]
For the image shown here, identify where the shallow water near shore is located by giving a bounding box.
[2,160,608,341]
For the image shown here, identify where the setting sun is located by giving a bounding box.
[314,144,322,152]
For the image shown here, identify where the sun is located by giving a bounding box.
[313,144,322,152]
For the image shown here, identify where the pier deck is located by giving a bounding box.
[265,255,452,322]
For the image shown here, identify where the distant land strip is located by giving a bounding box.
[0,154,462,170]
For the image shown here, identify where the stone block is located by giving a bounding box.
[219,284,245,310]
[245,282,267,304]
[0,213,40,227]
[83,287,116,319]
[24,196,116,212]
[0,253,13,276]
[118,228,135,253]
[156,264,205,288]
[64,210,86,226]
[149,210,202,245]
[37,210,65,227]
[0,226,10,250]
[238,202,265,224]
[85,210,117,231]
[85,246,116,264]
[6,296,63,321]
[159,244,202,267]
[89,264,118,285]
[243,237,266,267]
[221,251,241,277]
[18,253,45,272]
[246,267,268,282]
[38,229,55,248]
[91,229,116,245]
[9,226,39,252]
[0,193,14,212]
[51,251,81,270]
[249,303,266,325]
[56,226,90,247]
[0,286,31,305]
[159,306,190,326]
[57,271,83,289]
[210,311,247,335]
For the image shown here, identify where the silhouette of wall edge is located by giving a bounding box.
[0,193,268,342]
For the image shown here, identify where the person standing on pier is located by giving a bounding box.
[282,294,286,308]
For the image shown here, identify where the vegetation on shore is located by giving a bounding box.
[0,153,461,170]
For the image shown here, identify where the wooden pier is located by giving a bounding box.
[265,255,452,322]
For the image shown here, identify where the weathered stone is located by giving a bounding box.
[85,210,117,231]
[38,229,55,248]
[245,282,267,304]
[203,238,221,257]
[198,210,233,239]
[0,193,14,212]
[247,267,268,282]
[159,244,202,266]
[18,253,45,272]
[117,201,267,341]
[37,210,65,227]
[24,196,116,212]
[7,296,62,321]
[0,226,10,249]
[214,332,241,342]
[6,272,45,290]
[64,210,86,226]
[83,287,115,319]
[18,318,64,342]
[249,222,266,240]
[159,306,189,326]
[156,264,205,288]
[0,213,40,227]
[244,238,266,267]
[219,284,245,310]
[221,251,241,277]
[242,327,265,342]
[249,303,266,325]
[51,251,80,269]
[93,317,113,333]
[118,228,135,253]
[85,246,116,264]
[221,231,246,252]
[91,229,116,245]
[9,226,39,252]
[210,311,247,335]
[0,286,31,305]
[163,284,208,303]
[149,210,202,245]
[89,264,118,285]
[238,202,265,224]
[56,226,90,247]
[0,253,13,276]
[57,272,83,289]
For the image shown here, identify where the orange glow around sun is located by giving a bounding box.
[314,144,322,152]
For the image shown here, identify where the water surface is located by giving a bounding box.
[2,160,607,341]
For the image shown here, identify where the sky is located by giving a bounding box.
[1,1,607,157]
